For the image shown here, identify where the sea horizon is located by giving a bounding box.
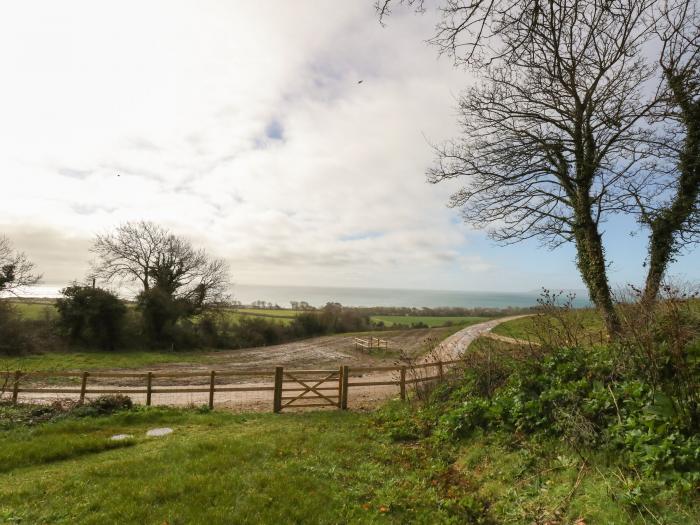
[9,283,591,309]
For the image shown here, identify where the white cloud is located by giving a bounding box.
[0,0,496,291]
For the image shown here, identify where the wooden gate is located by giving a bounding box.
[273,367,347,412]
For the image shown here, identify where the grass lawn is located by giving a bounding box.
[0,407,461,524]
[370,315,489,328]
[2,403,694,524]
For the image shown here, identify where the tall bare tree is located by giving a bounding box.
[91,221,230,307]
[0,235,41,294]
[426,0,657,334]
[379,0,700,330]
[637,0,700,302]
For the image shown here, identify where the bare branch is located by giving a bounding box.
[0,236,41,295]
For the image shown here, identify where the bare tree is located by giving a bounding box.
[91,221,230,307]
[378,0,700,328]
[0,235,41,295]
[428,1,659,334]
[638,0,700,302]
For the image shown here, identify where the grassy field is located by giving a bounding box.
[6,299,58,321]
[0,349,224,373]
[0,407,459,524]
[370,315,488,328]
[1,404,693,524]
[231,309,296,325]
[491,308,603,342]
[236,308,301,318]
[8,299,493,329]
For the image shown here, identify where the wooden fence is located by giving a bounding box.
[353,337,389,351]
[1,359,463,413]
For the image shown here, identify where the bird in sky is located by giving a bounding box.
[358,80,363,84]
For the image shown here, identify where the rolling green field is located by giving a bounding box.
[370,315,488,328]
[1,404,692,524]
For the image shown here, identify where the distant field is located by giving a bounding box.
[6,300,58,321]
[491,309,603,342]
[237,308,301,318]
[232,308,300,325]
[370,315,488,328]
[6,299,497,331]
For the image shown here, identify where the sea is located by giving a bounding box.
[11,283,591,309]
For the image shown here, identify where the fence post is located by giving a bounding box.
[437,361,444,380]
[208,370,216,410]
[400,366,406,401]
[12,370,21,404]
[79,372,89,404]
[340,365,349,410]
[273,366,283,413]
[146,372,153,406]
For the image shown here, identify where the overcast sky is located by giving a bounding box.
[1,1,697,294]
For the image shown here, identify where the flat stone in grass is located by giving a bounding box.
[110,434,133,441]
[146,427,173,437]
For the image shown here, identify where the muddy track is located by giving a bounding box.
[9,317,525,410]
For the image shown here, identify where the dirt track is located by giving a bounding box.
[9,317,524,410]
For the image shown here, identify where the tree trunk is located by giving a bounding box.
[643,223,675,304]
[573,218,621,337]
[642,75,700,304]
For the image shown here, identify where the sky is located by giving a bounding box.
[0,0,697,295]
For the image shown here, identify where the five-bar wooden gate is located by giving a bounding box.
[273,366,349,412]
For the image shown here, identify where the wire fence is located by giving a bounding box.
[0,359,466,412]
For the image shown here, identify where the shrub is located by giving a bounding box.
[290,312,325,337]
[225,316,286,348]
[0,301,34,355]
[56,285,127,350]
[136,287,192,346]
[86,394,133,413]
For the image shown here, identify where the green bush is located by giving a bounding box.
[377,292,700,511]
[75,394,133,417]
[136,287,185,345]
[230,316,286,348]
[0,302,34,355]
[56,285,127,350]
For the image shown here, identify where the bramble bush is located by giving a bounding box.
[379,287,700,513]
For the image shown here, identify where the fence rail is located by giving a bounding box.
[1,359,464,412]
[353,337,389,351]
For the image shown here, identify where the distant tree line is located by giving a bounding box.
[0,223,385,354]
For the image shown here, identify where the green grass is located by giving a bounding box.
[491,309,603,342]
[0,407,468,524]
[370,315,489,328]
[6,300,299,326]
[2,404,695,524]
[0,349,223,373]
[237,308,301,318]
[452,432,696,524]
[7,299,58,321]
